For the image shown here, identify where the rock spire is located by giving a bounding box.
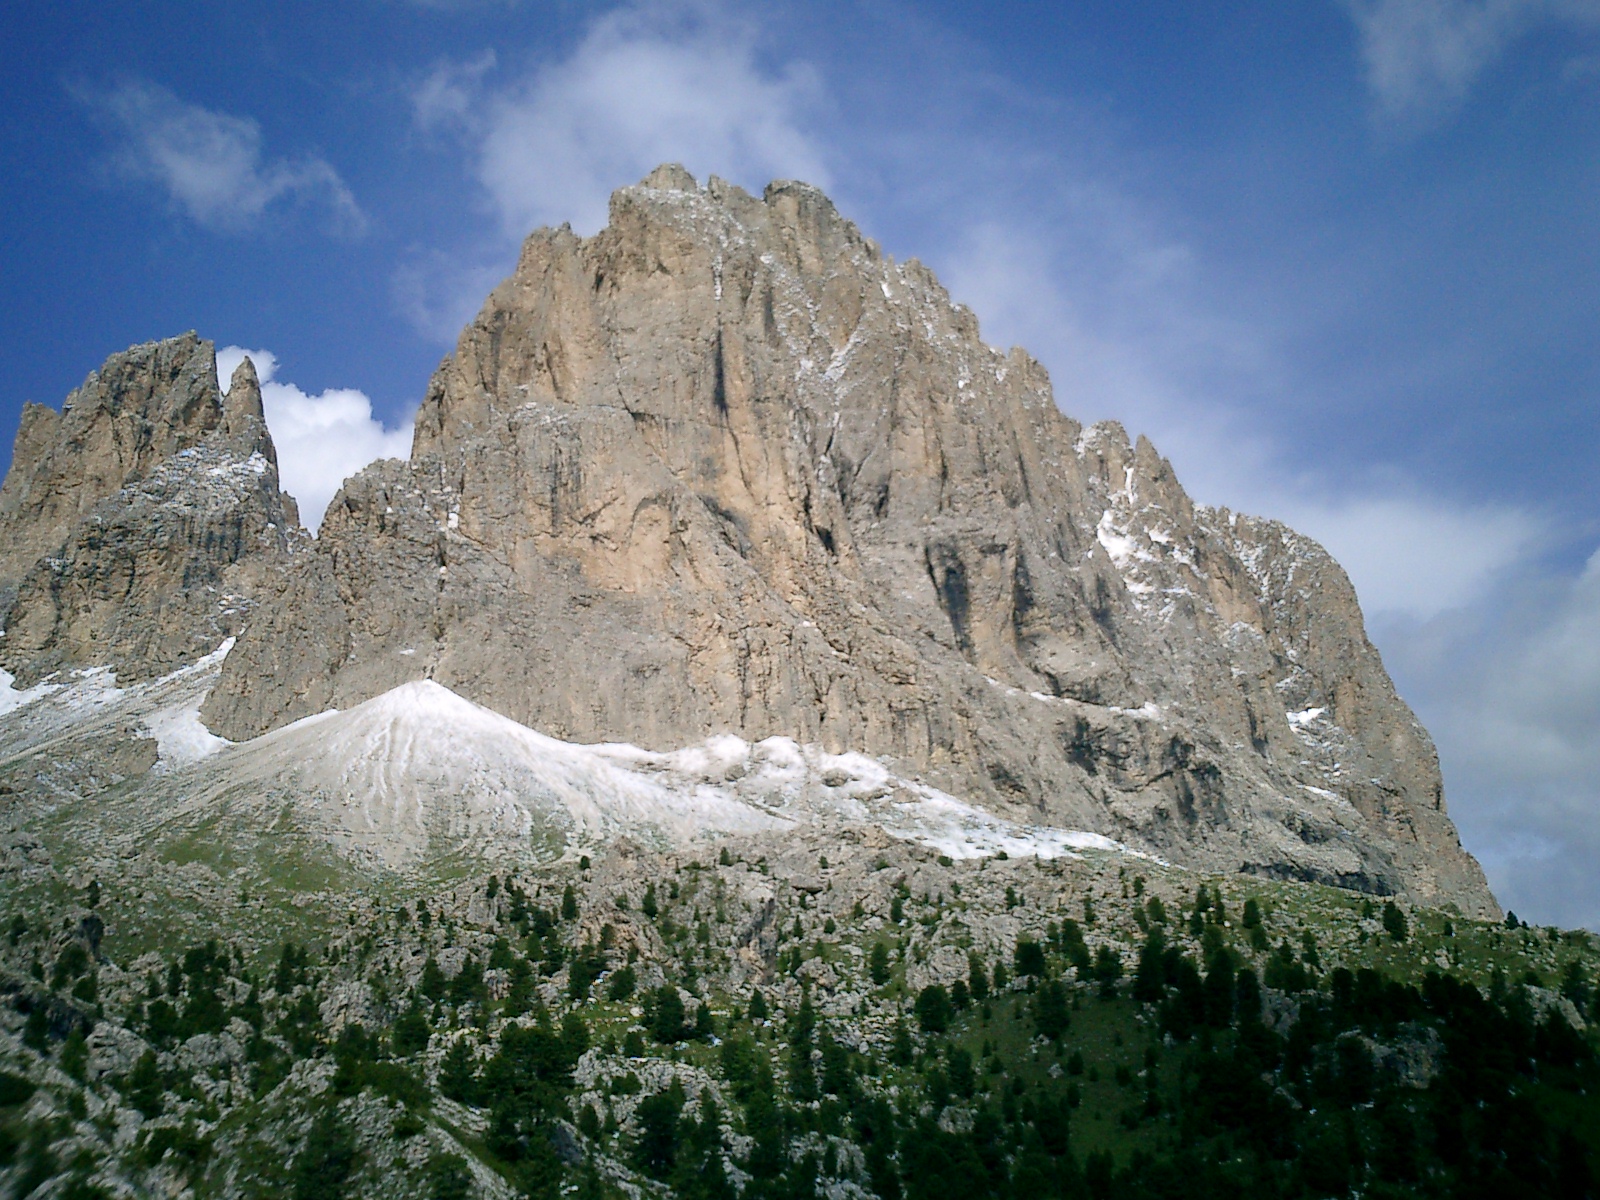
[0,333,301,684]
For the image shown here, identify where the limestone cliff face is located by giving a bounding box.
[194,166,1493,914]
[0,334,301,685]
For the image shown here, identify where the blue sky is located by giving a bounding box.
[3,0,1598,925]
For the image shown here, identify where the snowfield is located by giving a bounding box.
[0,649,1153,873]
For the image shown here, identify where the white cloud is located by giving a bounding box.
[218,347,412,532]
[80,80,366,234]
[1343,0,1600,126]
[412,4,829,239]
[1457,550,1600,774]
[1383,547,1600,927]
[404,0,515,8]
[1272,493,1537,618]
[412,50,498,136]
[394,6,828,340]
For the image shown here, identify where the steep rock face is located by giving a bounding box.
[203,166,1495,914]
[0,334,302,684]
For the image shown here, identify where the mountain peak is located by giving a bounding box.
[189,170,1495,916]
[0,334,301,685]
[639,161,699,192]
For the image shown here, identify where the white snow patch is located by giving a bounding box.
[1111,701,1163,721]
[145,700,232,771]
[155,637,236,684]
[1286,707,1327,726]
[57,667,124,712]
[215,680,1159,869]
[221,682,789,866]
[0,668,58,717]
[876,788,1154,864]
[208,451,269,479]
[1096,511,1140,568]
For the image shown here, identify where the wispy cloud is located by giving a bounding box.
[409,4,828,239]
[1343,0,1600,127]
[78,80,366,234]
[390,251,511,344]
[394,5,828,339]
[218,347,411,532]
[1273,493,1537,618]
[412,50,498,136]
[401,0,522,9]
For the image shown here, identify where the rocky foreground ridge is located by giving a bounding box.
[0,166,1494,916]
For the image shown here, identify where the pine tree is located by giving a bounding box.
[915,985,951,1034]
[420,957,447,1003]
[425,1154,472,1200]
[652,986,686,1043]
[1093,945,1123,995]
[1133,928,1168,1003]
[1014,938,1046,978]
[60,1027,88,1081]
[869,942,891,986]
[789,992,818,1101]
[124,1050,164,1118]
[1034,980,1069,1040]
[969,952,990,1000]
[439,1038,477,1105]
[1382,901,1409,943]
[634,1080,686,1177]
[291,1107,360,1200]
[890,1019,914,1066]
[21,1005,48,1052]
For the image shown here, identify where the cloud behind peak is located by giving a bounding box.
[413,5,830,239]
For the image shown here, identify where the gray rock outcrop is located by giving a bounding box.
[0,333,302,684]
[199,166,1495,915]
